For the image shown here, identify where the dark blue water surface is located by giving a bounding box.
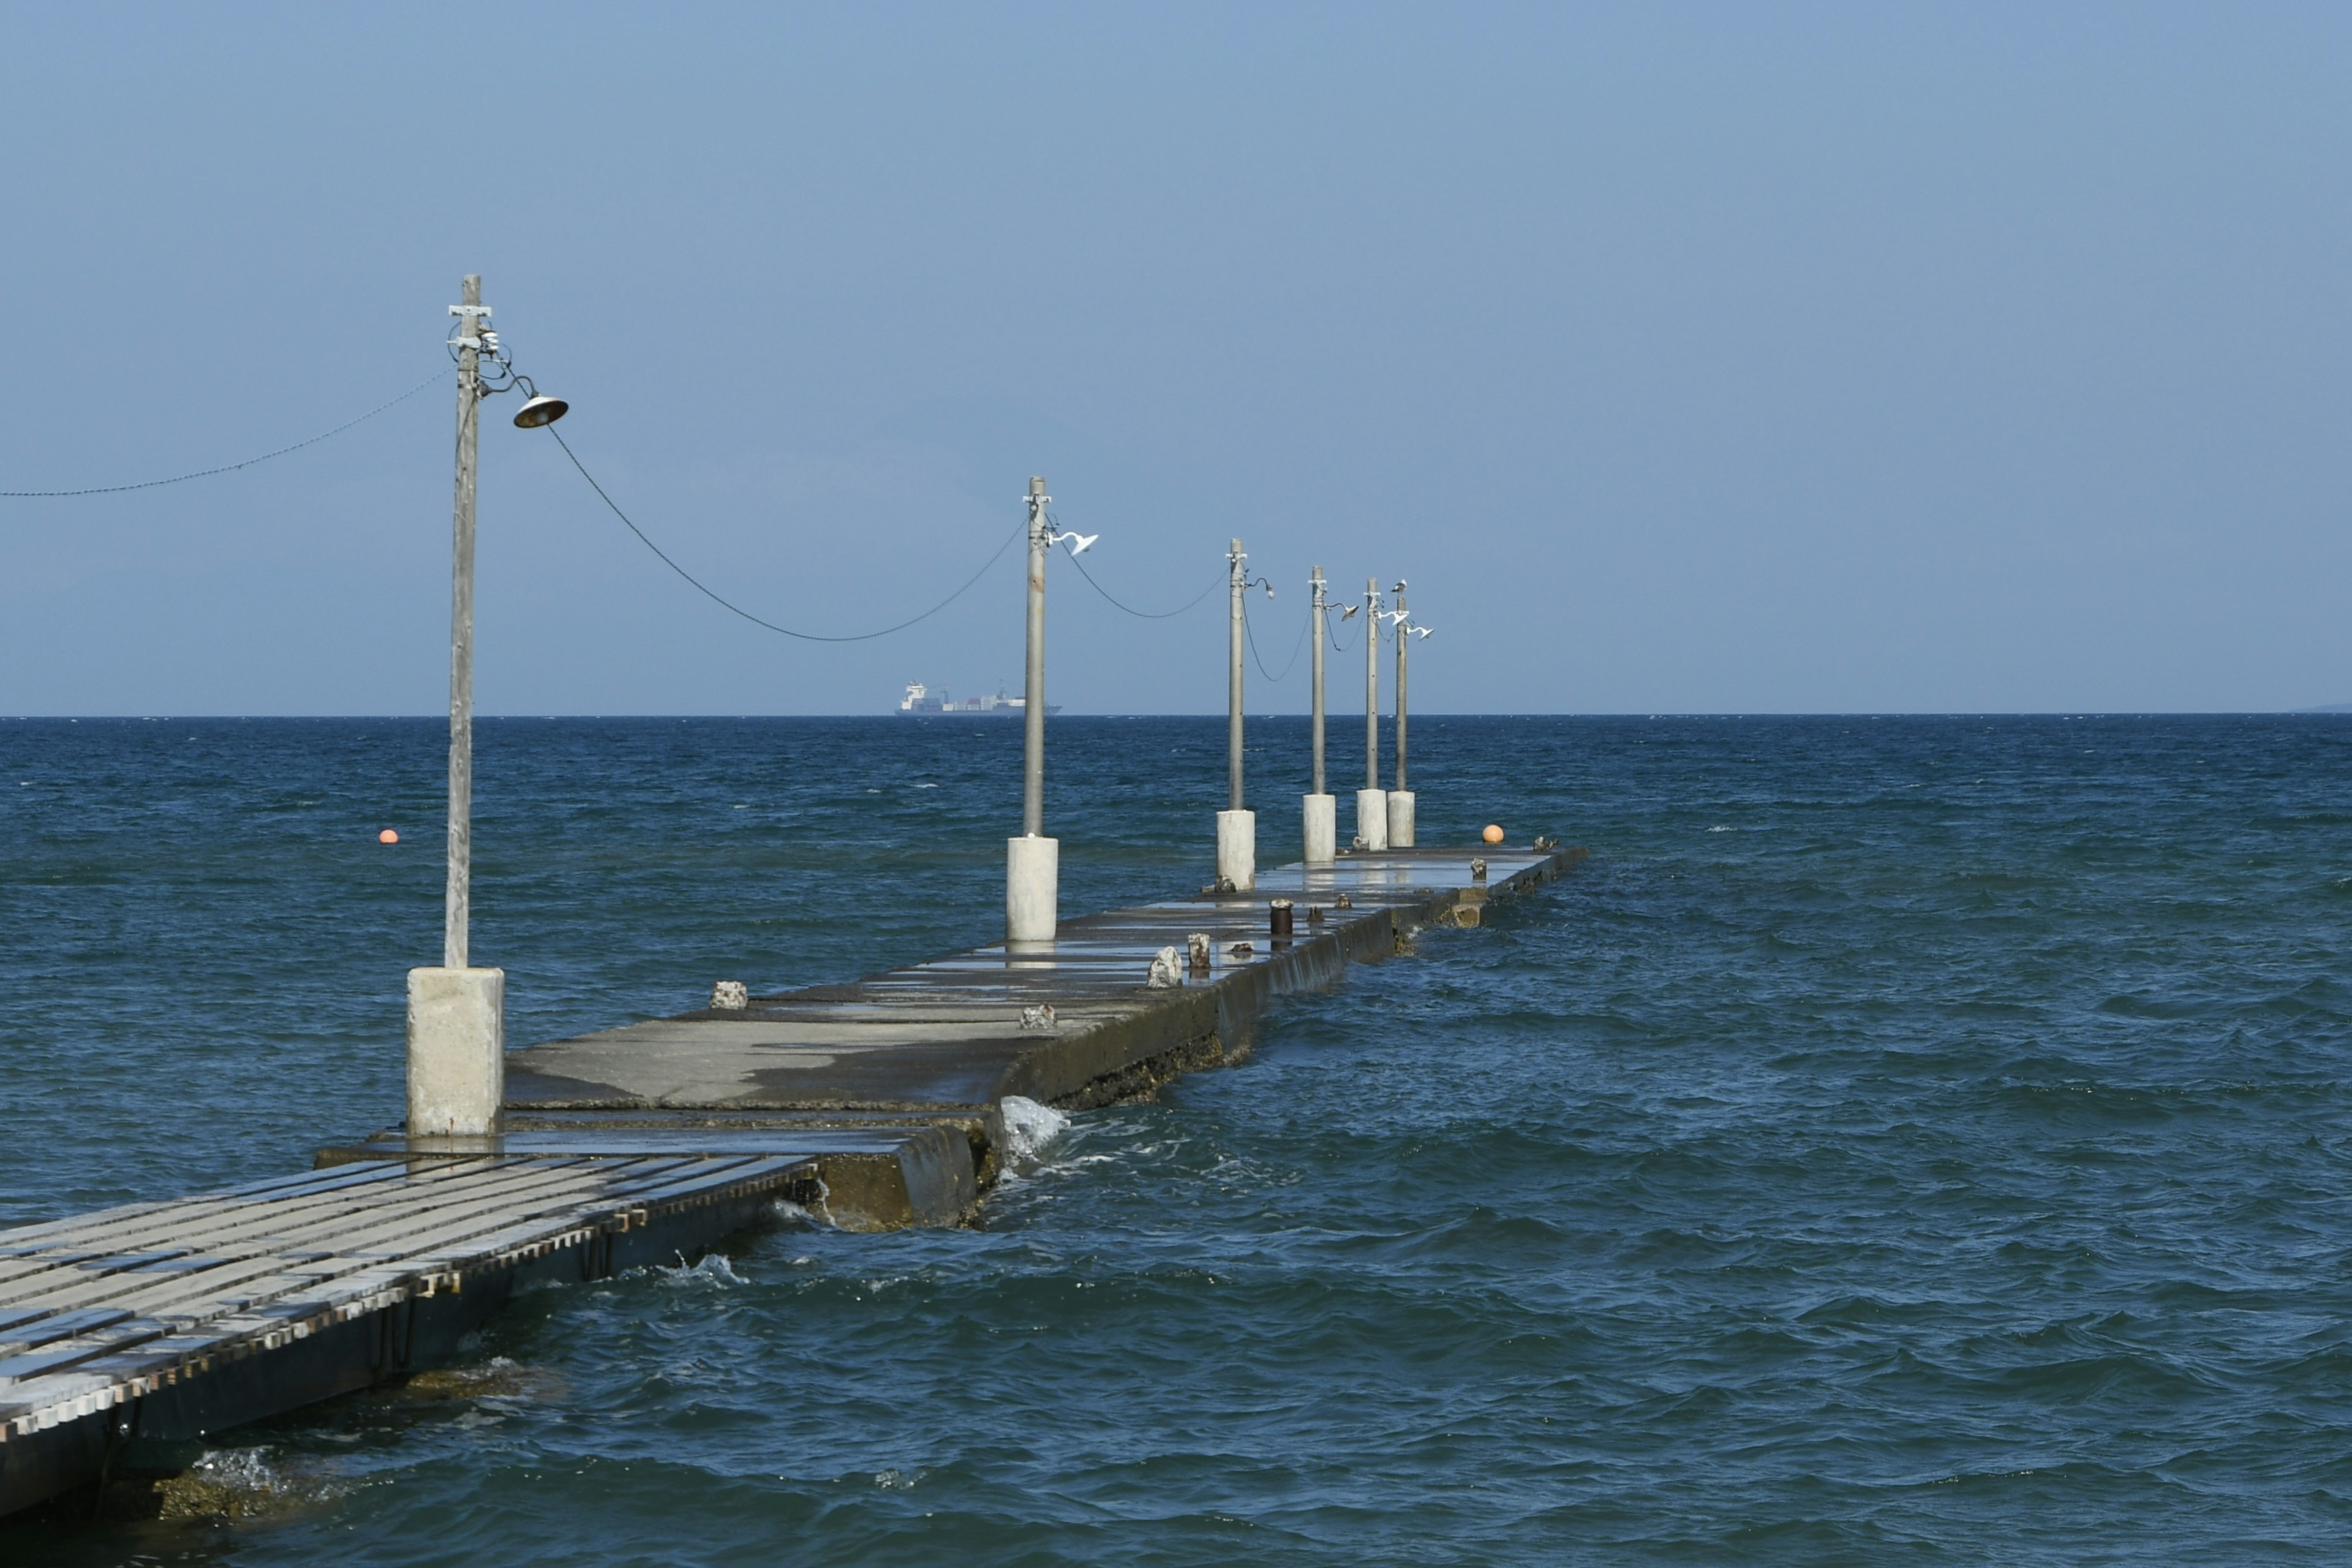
[6,715,2352,1566]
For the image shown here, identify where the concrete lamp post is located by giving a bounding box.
[1354,578,1388,851]
[410,273,567,1143]
[1385,582,1423,850]
[1218,540,1274,892]
[1007,477,1096,943]
[1303,566,1336,865]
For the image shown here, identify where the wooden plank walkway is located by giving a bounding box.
[0,841,1584,1517]
[0,1154,813,1513]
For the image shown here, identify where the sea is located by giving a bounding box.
[4,714,2350,1566]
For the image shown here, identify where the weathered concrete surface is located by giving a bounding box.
[405,966,503,1136]
[502,845,1581,1121]
[339,846,1584,1229]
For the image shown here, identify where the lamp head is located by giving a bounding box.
[510,377,568,429]
[513,394,568,429]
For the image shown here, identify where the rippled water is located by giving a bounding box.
[6,715,2352,1564]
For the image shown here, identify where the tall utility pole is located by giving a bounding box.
[1216,538,1256,891]
[445,274,484,969]
[1006,477,1058,941]
[1310,567,1327,796]
[1303,565,1336,865]
[409,273,504,1144]
[1023,477,1050,837]
[1364,578,1382,792]
[1389,579,1414,849]
[1357,577,1388,851]
[1393,581,1409,796]
[1227,538,1246,812]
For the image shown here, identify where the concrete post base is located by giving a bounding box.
[1387,790,1416,848]
[1355,788,1389,851]
[407,967,504,1137]
[1302,793,1336,865]
[1006,835,1059,942]
[1216,809,1257,891]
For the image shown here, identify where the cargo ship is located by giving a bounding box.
[897,680,1059,717]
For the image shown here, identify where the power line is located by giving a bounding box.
[1062,535,1222,619]
[548,426,1022,643]
[0,369,450,498]
[1242,594,1308,682]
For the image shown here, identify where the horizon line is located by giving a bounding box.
[7,710,2352,723]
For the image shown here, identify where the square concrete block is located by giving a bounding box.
[1216,809,1256,892]
[408,966,505,1136]
[1386,790,1416,849]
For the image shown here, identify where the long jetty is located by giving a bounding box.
[0,841,1583,1517]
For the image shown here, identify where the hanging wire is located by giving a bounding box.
[1324,610,1360,653]
[0,368,450,499]
[548,427,1023,643]
[1058,522,1222,619]
[1242,594,1308,682]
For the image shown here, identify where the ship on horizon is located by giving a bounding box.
[897,680,1060,717]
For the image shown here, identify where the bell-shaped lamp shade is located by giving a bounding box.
[513,393,569,429]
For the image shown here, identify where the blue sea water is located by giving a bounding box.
[5,714,2352,1566]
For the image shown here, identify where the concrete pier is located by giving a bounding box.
[0,840,1583,1518]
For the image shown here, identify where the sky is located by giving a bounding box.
[0,3,2346,716]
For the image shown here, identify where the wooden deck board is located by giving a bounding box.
[0,1153,815,1442]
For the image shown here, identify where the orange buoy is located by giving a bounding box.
[1482,824,1505,845]
[378,829,399,845]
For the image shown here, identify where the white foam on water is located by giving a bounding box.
[156,1445,349,1520]
[657,1251,748,1286]
[998,1095,1071,1165]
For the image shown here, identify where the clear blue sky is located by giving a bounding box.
[2,4,2345,715]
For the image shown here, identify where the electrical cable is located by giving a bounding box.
[1242,594,1308,682]
[1064,545,1221,619]
[548,426,1023,643]
[0,369,450,498]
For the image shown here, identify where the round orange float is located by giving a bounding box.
[1482,824,1505,845]
[378,829,399,845]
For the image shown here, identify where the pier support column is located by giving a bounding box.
[1217,809,1256,892]
[407,967,504,1136]
[1303,793,1336,865]
[1007,835,1059,942]
[1387,790,1416,849]
[1355,788,1389,851]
